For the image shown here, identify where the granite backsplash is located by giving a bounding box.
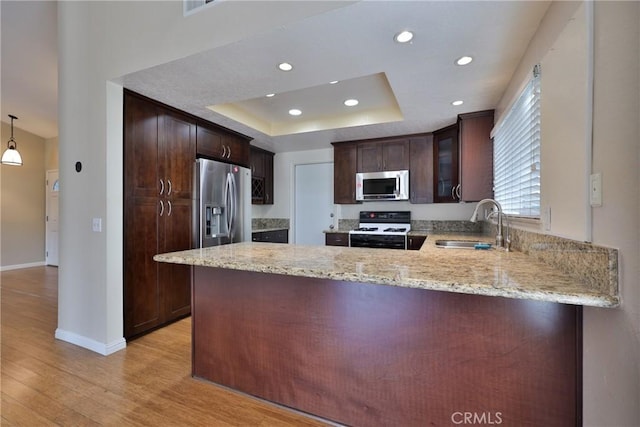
[252,218,290,231]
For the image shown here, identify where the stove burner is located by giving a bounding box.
[384,227,407,232]
[354,227,379,232]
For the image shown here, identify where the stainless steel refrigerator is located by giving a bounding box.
[194,158,251,248]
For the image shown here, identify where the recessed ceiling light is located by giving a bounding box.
[456,56,473,66]
[288,109,302,116]
[394,30,414,43]
[265,93,275,98]
[452,100,464,106]
[278,62,293,71]
[329,81,339,85]
[344,99,359,107]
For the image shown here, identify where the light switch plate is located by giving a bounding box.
[92,217,102,232]
[590,173,602,207]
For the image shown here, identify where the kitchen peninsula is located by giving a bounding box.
[154,237,618,426]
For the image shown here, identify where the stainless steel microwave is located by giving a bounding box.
[355,170,409,201]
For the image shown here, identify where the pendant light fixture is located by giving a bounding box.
[2,115,23,166]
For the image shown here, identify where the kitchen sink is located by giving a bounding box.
[434,239,490,249]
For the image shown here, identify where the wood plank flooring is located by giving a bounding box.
[1,267,328,426]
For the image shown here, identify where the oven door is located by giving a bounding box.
[349,233,407,250]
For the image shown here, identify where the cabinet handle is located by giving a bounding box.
[159,179,164,195]
[456,184,461,200]
[226,145,231,159]
[167,179,172,196]
[159,200,164,216]
[451,186,456,199]
[222,145,227,158]
[167,200,172,217]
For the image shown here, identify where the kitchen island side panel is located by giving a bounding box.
[192,266,581,427]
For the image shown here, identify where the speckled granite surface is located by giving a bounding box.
[154,233,619,308]
[252,218,289,232]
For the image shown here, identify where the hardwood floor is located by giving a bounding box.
[1,267,328,426]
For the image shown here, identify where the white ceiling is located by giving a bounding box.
[1,1,551,153]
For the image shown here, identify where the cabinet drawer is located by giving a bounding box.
[325,233,349,247]
[252,229,288,244]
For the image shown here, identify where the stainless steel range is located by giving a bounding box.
[349,211,411,250]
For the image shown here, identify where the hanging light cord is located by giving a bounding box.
[7,115,18,149]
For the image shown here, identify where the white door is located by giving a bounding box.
[294,162,334,246]
[46,170,59,266]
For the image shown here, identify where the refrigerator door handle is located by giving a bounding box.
[224,172,233,236]
[229,173,236,243]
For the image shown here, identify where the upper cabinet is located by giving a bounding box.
[332,110,494,205]
[409,134,434,204]
[357,138,410,172]
[196,122,251,168]
[433,124,459,203]
[332,142,359,204]
[250,146,274,205]
[457,110,494,202]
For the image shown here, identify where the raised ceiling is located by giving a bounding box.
[2,1,551,153]
[121,1,550,152]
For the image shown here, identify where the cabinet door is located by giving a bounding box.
[459,111,494,201]
[250,147,266,178]
[264,151,274,205]
[382,139,410,171]
[407,235,427,250]
[124,198,162,339]
[160,112,195,201]
[433,125,459,203]
[124,94,159,199]
[224,134,250,168]
[333,143,359,204]
[160,197,192,321]
[409,135,433,204]
[196,125,225,160]
[357,143,381,172]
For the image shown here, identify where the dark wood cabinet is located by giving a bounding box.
[325,232,349,247]
[196,122,250,168]
[124,90,195,339]
[252,229,288,243]
[332,142,358,204]
[458,110,494,201]
[250,146,274,205]
[409,134,434,204]
[433,124,459,203]
[357,138,409,172]
[407,235,427,250]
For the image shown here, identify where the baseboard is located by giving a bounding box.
[0,261,46,272]
[55,328,127,356]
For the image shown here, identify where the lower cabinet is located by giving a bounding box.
[407,235,427,250]
[325,232,349,247]
[252,229,289,243]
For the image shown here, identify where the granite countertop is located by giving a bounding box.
[154,234,619,308]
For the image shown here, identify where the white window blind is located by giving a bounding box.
[493,66,541,217]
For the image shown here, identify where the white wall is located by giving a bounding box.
[496,2,640,425]
[0,122,46,269]
[56,0,357,354]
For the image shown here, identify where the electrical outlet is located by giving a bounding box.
[590,173,602,207]
[92,218,102,232]
[543,207,551,231]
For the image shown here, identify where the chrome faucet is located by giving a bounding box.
[469,198,510,251]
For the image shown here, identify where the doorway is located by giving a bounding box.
[46,170,59,266]
[294,163,334,246]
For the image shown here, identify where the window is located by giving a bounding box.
[493,65,541,217]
